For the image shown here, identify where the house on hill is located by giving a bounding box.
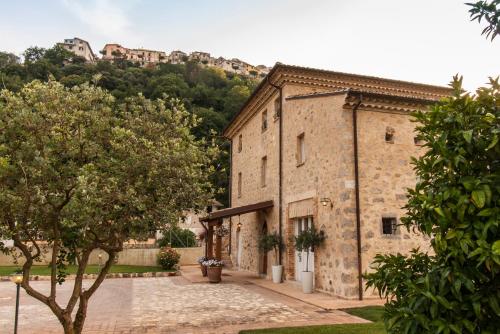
[201,63,451,300]
[58,37,96,63]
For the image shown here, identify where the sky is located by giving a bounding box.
[0,0,499,91]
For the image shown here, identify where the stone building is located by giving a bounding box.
[101,43,167,66]
[58,37,96,62]
[202,63,451,300]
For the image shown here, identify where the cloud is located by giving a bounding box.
[61,0,137,36]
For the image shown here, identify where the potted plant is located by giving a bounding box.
[197,256,208,277]
[294,226,325,293]
[258,232,285,283]
[202,259,224,283]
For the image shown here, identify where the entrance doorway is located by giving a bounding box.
[294,216,314,282]
[259,221,268,276]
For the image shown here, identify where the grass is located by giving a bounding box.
[239,306,386,334]
[0,265,172,276]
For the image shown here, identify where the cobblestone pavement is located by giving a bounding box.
[0,277,367,333]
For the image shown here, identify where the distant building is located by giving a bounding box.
[99,41,270,75]
[101,43,167,66]
[168,50,188,64]
[58,37,96,63]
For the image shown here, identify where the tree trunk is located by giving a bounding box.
[60,313,74,334]
[72,296,88,334]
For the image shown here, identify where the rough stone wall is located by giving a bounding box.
[229,92,280,275]
[356,109,432,296]
[282,88,360,298]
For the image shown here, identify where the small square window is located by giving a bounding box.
[237,172,242,198]
[274,97,281,120]
[297,133,305,165]
[238,134,242,153]
[385,127,395,143]
[262,109,268,132]
[261,156,267,187]
[382,217,397,235]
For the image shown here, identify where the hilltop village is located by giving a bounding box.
[58,37,271,77]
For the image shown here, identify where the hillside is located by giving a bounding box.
[0,46,261,205]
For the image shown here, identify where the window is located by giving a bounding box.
[237,172,242,198]
[297,133,305,165]
[385,127,395,143]
[261,156,267,187]
[261,109,268,132]
[382,217,397,235]
[274,97,281,120]
[238,134,242,153]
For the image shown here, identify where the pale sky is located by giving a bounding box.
[1,0,499,91]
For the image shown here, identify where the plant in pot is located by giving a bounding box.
[294,226,325,293]
[202,259,224,283]
[258,232,285,283]
[197,256,208,277]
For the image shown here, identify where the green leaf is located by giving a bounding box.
[471,190,485,208]
[486,134,498,150]
[434,207,445,217]
[463,130,473,143]
[477,208,494,216]
[436,295,453,309]
[492,240,500,256]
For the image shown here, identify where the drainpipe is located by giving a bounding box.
[351,92,364,301]
[228,139,233,255]
[267,76,283,266]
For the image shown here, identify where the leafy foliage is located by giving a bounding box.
[157,226,198,248]
[294,227,325,272]
[0,80,217,333]
[365,76,500,334]
[157,247,181,270]
[258,232,284,265]
[467,0,500,40]
[0,45,258,205]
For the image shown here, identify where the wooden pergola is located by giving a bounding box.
[200,200,274,260]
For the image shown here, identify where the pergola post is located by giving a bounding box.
[215,220,222,261]
[207,224,214,259]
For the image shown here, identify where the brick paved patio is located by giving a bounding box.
[0,276,368,333]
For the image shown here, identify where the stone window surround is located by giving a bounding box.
[237,172,242,198]
[238,134,242,153]
[296,132,306,167]
[285,198,318,281]
[380,214,401,238]
[261,156,267,187]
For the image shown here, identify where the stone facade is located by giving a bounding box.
[58,37,96,62]
[225,64,450,299]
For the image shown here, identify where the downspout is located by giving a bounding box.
[267,76,283,266]
[228,139,233,255]
[351,92,364,301]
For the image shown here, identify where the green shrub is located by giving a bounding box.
[157,247,180,270]
[259,232,284,266]
[365,77,500,334]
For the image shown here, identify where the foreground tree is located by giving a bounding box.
[467,0,500,40]
[0,80,217,333]
[365,77,500,333]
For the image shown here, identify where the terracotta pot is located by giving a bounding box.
[200,264,208,277]
[207,266,222,283]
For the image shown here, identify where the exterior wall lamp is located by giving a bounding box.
[320,198,333,208]
[10,273,23,334]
